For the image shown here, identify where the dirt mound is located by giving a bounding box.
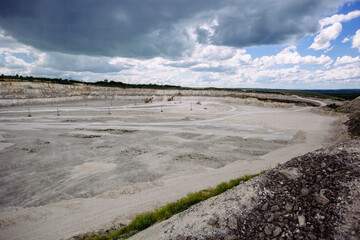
[346,112,360,136]
[131,139,360,240]
[340,97,360,113]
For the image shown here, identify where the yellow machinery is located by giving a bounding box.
[144,97,153,103]
[167,96,174,101]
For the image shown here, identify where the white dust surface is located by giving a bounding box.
[74,162,117,174]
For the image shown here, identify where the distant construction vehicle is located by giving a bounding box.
[144,97,153,103]
[167,96,174,101]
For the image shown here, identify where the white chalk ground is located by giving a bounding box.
[0,97,344,240]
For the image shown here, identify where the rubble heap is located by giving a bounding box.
[139,140,360,240]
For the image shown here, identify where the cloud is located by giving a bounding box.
[324,46,334,53]
[310,9,360,51]
[0,0,345,59]
[191,64,235,74]
[2,42,359,89]
[37,52,130,73]
[334,55,360,66]
[0,30,34,55]
[320,10,360,27]
[3,55,30,69]
[255,46,333,67]
[1,23,358,89]
[192,45,235,61]
[164,61,199,68]
[309,22,342,50]
[342,37,350,43]
[352,29,360,52]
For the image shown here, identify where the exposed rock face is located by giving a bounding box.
[131,140,360,240]
[0,80,325,107]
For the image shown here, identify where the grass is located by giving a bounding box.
[84,172,263,240]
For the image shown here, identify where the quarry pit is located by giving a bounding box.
[0,82,347,240]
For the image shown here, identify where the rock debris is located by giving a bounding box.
[154,140,360,240]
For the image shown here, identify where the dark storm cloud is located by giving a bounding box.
[0,0,343,59]
[39,52,130,73]
[209,0,335,47]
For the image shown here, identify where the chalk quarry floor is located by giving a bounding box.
[0,98,341,240]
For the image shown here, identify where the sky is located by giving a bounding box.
[0,0,360,89]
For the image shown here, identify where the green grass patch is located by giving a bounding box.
[84,172,265,240]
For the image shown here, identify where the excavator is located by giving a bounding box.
[167,96,174,101]
[144,97,153,103]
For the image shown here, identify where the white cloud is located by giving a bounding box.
[310,10,360,51]
[309,22,342,50]
[192,44,235,61]
[321,64,360,82]
[342,37,350,43]
[4,55,30,69]
[334,55,360,66]
[320,10,360,27]
[255,46,333,67]
[352,29,360,52]
[324,46,334,53]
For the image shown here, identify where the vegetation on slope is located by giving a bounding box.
[77,173,263,240]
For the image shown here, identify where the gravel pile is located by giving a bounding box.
[229,141,360,240]
[346,112,360,137]
[134,140,360,240]
[340,97,360,113]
